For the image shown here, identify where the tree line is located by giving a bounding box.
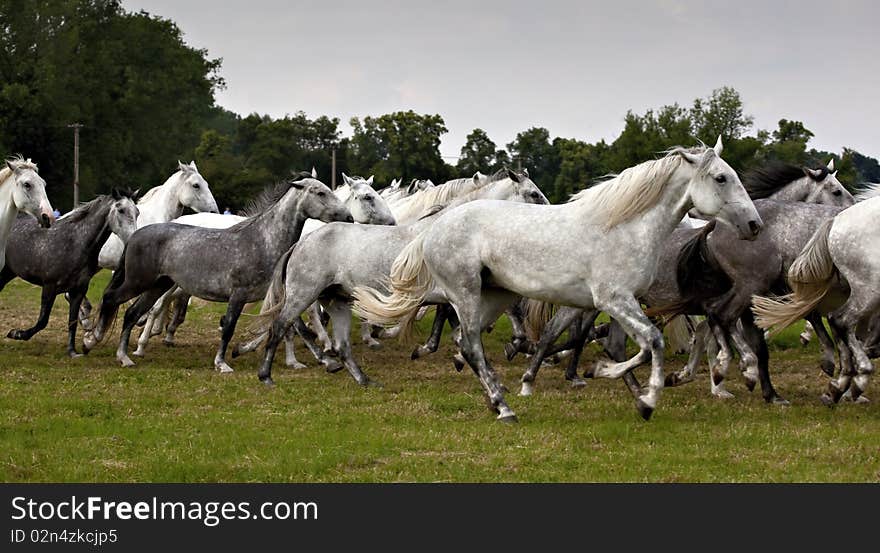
[3,0,879,209]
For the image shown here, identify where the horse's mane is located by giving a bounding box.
[1,155,39,184]
[137,170,183,204]
[58,196,109,224]
[856,182,880,202]
[415,169,510,220]
[232,172,313,230]
[743,162,827,199]
[396,171,504,217]
[568,147,702,228]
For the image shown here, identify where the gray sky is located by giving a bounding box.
[126,0,880,159]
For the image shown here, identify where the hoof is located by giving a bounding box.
[744,377,757,392]
[322,347,339,358]
[286,361,307,370]
[711,388,735,400]
[162,339,175,347]
[497,414,519,424]
[215,363,234,374]
[231,346,241,358]
[363,379,383,389]
[118,356,135,368]
[323,359,343,373]
[132,349,146,358]
[519,381,534,397]
[819,359,835,377]
[769,396,791,406]
[569,377,587,388]
[819,393,835,407]
[410,348,421,360]
[504,343,519,361]
[665,372,681,387]
[366,341,382,351]
[453,357,465,372]
[854,395,871,404]
[68,351,83,359]
[636,398,654,421]
[260,376,275,387]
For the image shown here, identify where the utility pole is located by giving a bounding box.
[331,148,337,189]
[68,123,83,208]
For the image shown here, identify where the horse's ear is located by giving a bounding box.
[178,160,190,173]
[677,149,702,165]
[832,171,838,178]
[827,159,835,171]
[366,175,374,186]
[522,167,530,177]
[472,172,481,184]
[111,188,122,200]
[189,161,198,171]
[803,167,823,180]
[311,166,318,178]
[713,135,724,156]
[5,160,15,173]
[342,173,352,185]
[289,179,306,190]
[132,188,142,201]
[506,168,522,183]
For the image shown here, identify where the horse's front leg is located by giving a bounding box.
[8,285,57,341]
[411,303,449,360]
[593,294,665,420]
[806,312,836,377]
[668,318,709,386]
[360,320,382,350]
[519,306,582,396]
[134,289,174,357]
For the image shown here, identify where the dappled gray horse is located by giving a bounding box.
[0,189,138,356]
[82,174,353,372]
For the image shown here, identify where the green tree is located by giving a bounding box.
[456,128,506,176]
[349,110,451,184]
[552,138,610,203]
[507,127,559,195]
[690,86,754,143]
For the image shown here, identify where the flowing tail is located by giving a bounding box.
[523,299,557,342]
[665,315,693,353]
[752,218,836,333]
[247,245,296,337]
[352,232,432,342]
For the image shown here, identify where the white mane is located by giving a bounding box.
[138,169,191,204]
[1,155,39,184]
[568,148,704,228]
[856,182,880,202]
[391,176,490,223]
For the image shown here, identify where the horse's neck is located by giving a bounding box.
[138,179,183,225]
[78,202,114,256]
[254,192,308,253]
[769,179,807,202]
[0,182,18,260]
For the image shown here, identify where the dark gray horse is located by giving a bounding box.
[82,174,353,371]
[0,189,139,356]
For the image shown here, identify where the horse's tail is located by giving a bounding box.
[665,315,692,353]
[247,244,296,336]
[675,220,729,300]
[752,218,837,333]
[352,232,432,342]
[87,247,130,344]
[524,299,557,341]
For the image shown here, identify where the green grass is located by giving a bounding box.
[1,271,878,482]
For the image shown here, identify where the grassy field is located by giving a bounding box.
[1,271,878,482]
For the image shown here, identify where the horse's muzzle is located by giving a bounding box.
[40,211,54,228]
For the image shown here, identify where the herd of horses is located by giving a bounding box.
[1,139,878,423]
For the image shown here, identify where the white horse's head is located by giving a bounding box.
[174,161,219,213]
[107,188,140,243]
[291,174,353,223]
[4,157,54,227]
[803,159,855,207]
[678,137,762,240]
[502,168,549,204]
[342,174,396,225]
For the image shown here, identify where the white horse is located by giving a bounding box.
[0,156,55,271]
[387,176,496,224]
[753,196,880,404]
[132,173,395,358]
[354,138,763,422]
[97,161,219,269]
[245,169,547,387]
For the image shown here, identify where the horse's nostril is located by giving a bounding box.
[748,220,761,236]
[345,215,354,223]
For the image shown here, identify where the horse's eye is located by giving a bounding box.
[833,190,842,196]
[192,183,200,189]
[317,191,327,197]
[714,175,726,184]
[23,182,31,190]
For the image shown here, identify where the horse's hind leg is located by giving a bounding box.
[411,303,450,360]
[563,310,599,386]
[520,306,581,396]
[832,291,879,402]
[133,288,174,357]
[668,318,709,386]
[306,303,333,353]
[116,280,174,367]
[739,312,786,404]
[704,319,736,399]
[8,285,57,341]
[258,298,320,385]
[593,294,664,420]
[66,284,89,357]
[213,291,249,373]
[163,290,190,345]
[326,301,374,387]
[805,312,836,377]
[360,321,382,350]
[282,327,306,369]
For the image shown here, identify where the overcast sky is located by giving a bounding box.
[125,0,880,159]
